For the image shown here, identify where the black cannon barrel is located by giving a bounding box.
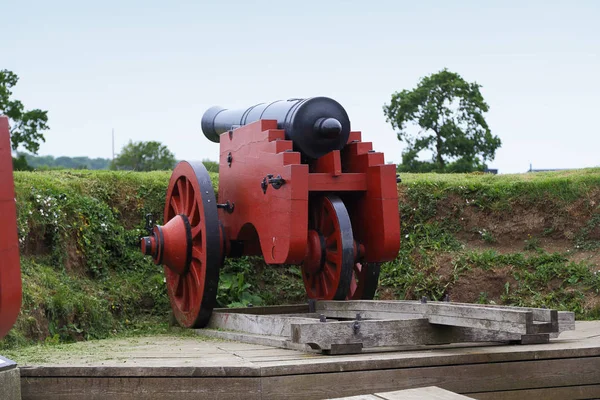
[201,97,351,159]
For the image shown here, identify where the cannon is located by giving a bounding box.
[0,116,22,339]
[141,97,401,328]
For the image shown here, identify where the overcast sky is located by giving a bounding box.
[1,0,598,173]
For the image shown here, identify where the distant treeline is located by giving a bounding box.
[18,153,112,170]
[16,153,221,172]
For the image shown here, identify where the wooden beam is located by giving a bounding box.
[290,319,437,350]
[317,301,563,335]
[213,304,309,315]
[208,312,317,337]
[316,300,426,316]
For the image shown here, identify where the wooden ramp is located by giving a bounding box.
[17,320,600,400]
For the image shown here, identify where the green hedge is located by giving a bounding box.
[2,168,600,349]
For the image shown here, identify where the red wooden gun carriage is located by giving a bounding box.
[0,117,22,339]
[141,97,401,328]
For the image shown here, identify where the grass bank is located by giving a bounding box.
[2,168,600,351]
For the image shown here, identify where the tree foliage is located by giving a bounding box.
[111,140,176,171]
[0,70,49,154]
[383,69,501,173]
[17,153,111,170]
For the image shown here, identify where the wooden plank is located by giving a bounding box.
[320,310,427,321]
[428,315,530,335]
[432,301,558,322]
[318,301,566,326]
[325,343,364,355]
[21,376,262,400]
[551,311,576,338]
[208,312,317,337]
[558,311,576,331]
[317,300,545,323]
[444,326,526,343]
[469,384,600,400]
[426,303,532,323]
[198,328,311,352]
[213,304,309,315]
[317,300,426,316]
[291,318,458,350]
[517,334,550,345]
[260,356,600,399]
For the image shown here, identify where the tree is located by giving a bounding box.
[111,140,176,171]
[17,154,111,170]
[0,70,49,154]
[383,69,501,172]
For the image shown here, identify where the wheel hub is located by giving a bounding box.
[141,214,192,276]
[304,229,325,275]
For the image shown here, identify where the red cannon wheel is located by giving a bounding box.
[348,262,381,300]
[161,161,221,328]
[302,195,353,300]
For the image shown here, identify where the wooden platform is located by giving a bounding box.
[17,321,600,400]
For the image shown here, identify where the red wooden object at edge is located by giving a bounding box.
[0,116,22,338]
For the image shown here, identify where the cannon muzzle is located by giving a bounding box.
[201,97,351,159]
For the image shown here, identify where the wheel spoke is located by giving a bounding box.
[323,265,336,285]
[176,178,185,201]
[189,199,199,226]
[185,181,193,214]
[192,247,203,264]
[191,224,203,240]
[188,266,199,309]
[325,250,338,265]
[325,234,336,248]
[321,217,333,237]
[170,197,180,215]
[319,273,328,297]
